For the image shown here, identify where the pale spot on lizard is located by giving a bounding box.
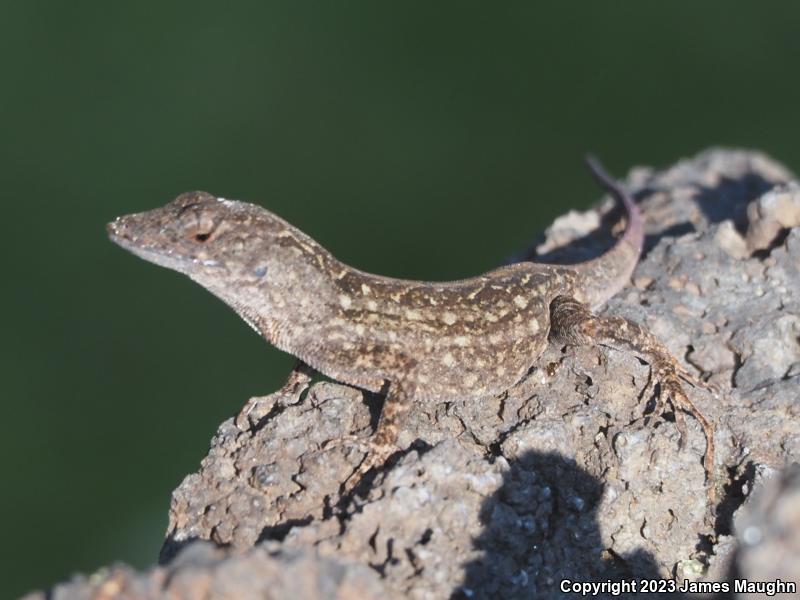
[453,336,469,347]
[107,159,715,505]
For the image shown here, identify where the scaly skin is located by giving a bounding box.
[107,158,715,500]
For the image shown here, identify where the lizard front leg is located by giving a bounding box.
[548,295,716,499]
[335,375,417,496]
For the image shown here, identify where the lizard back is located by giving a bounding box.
[107,160,641,400]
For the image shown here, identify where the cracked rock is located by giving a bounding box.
[28,148,800,599]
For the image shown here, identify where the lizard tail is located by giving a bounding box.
[572,156,644,309]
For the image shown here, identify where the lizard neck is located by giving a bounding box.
[187,213,348,358]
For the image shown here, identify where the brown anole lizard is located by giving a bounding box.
[107,158,715,498]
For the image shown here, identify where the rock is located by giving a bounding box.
[27,149,800,599]
[20,542,385,600]
[732,463,800,598]
[745,182,800,253]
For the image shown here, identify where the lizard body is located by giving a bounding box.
[108,159,714,497]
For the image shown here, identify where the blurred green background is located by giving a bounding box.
[2,2,798,596]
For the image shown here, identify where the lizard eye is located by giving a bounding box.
[185,212,217,243]
[173,194,221,244]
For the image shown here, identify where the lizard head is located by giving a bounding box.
[107,191,285,284]
[109,191,338,338]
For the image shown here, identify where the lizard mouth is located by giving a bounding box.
[106,217,132,245]
[107,216,192,272]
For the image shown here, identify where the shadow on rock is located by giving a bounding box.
[455,451,684,600]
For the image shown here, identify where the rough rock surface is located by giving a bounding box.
[731,463,800,598]
[27,149,800,599]
[22,542,385,600]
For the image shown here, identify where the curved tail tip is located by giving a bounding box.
[583,154,616,186]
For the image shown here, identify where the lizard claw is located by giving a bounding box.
[235,395,276,431]
[235,362,313,431]
[641,366,670,426]
[645,361,716,502]
[338,442,397,497]
[320,434,394,497]
[655,370,689,448]
[322,433,371,454]
[675,363,720,395]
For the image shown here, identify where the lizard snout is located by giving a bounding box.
[106,212,153,249]
[106,216,129,242]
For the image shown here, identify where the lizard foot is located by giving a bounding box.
[235,361,314,430]
[321,433,372,454]
[321,434,397,496]
[339,442,398,496]
[643,361,716,504]
[675,362,721,395]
